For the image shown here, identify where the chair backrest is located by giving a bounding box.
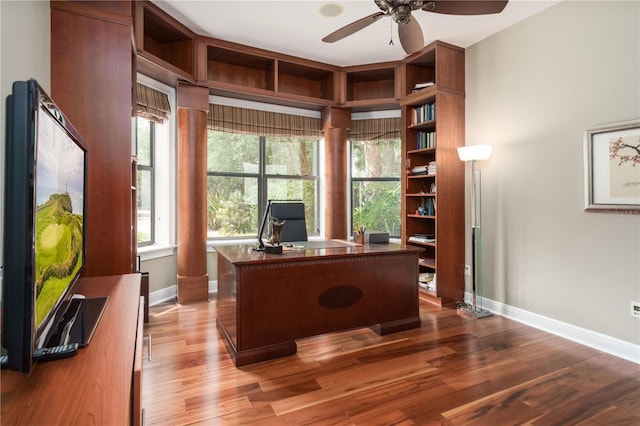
[270,202,308,242]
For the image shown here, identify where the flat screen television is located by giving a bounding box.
[2,79,104,373]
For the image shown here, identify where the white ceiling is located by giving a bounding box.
[151,0,560,67]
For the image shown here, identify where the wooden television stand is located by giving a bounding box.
[1,273,144,425]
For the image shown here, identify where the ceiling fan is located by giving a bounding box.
[322,0,509,55]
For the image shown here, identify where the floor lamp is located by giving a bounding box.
[457,144,493,318]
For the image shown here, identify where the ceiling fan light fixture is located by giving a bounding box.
[322,0,508,54]
[319,3,343,18]
[391,5,412,24]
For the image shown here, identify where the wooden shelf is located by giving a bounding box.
[198,38,339,109]
[406,192,435,197]
[401,41,465,305]
[407,214,436,219]
[344,64,397,101]
[418,257,436,269]
[402,40,465,96]
[408,147,436,155]
[135,1,196,83]
[408,120,436,130]
[278,60,335,101]
[206,45,274,91]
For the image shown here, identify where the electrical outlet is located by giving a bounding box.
[464,264,471,276]
[631,301,640,318]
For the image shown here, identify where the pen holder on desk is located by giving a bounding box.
[355,233,365,245]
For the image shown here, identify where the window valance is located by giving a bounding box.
[208,104,323,138]
[135,83,171,124]
[348,117,401,141]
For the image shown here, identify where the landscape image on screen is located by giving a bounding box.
[34,107,85,328]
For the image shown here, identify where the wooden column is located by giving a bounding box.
[176,83,209,303]
[322,107,351,239]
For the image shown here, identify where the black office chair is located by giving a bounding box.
[270,202,308,242]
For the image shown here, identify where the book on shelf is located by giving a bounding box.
[412,81,434,91]
[411,161,436,175]
[408,234,435,243]
[411,102,436,125]
[418,272,436,292]
[411,164,428,174]
[415,131,436,149]
[427,160,436,175]
[418,257,435,267]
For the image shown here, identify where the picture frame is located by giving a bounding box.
[583,119,640,213]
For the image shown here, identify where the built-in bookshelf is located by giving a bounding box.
[401,41,466,306]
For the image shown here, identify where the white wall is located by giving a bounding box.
[0,0,50,276]
[466,0,640,345]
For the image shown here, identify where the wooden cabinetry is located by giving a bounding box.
[134,1,196,84]
[0,274,144,425]
[133,1,401,111]
[342,62,400,111]
[51,0,135,276]
[400,41,465,306]
[199,38,339,110]
[130,1,466,304]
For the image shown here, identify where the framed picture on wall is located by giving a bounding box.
[583,119,640,213]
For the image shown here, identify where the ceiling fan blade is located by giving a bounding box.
[422,1,508,16]
[398,17,424,54]
[322,12,386,43]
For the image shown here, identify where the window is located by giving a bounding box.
[134,76,175,255]
[349,115,401,238]
[136,118,154,245]
[207,131,319,239]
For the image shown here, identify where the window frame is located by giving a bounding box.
[206,132,320,241]
[135,74,176,260]
[348,111,402,239]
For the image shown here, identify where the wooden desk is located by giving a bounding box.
[216,241,422,366]
[1,273,143,425]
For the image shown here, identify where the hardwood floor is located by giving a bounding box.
[143,296,640,425]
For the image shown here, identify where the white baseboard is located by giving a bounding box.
[150,284,638,364]
[467,293,640,364]
[149,281,218,307]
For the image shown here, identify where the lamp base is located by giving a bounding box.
[264,244,283,254]
[457,305,493,319]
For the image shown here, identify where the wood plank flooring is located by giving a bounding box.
[142,296,640,425]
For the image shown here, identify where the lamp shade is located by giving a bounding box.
[457,144,492,162]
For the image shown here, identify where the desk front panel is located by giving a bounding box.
[216,243,421,365]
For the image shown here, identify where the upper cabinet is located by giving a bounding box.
[401,40,465,99]
[198,38,338,110]
[134,1,197,85]
[342,63,400,111]
[132,1,405,110]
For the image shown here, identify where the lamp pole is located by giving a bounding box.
[471,159,491,316]
[457,145,492,318]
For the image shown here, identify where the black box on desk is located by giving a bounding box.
[365,231,389,244]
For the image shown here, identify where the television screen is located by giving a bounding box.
[2,79,88,372]
[33,101,86,345]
